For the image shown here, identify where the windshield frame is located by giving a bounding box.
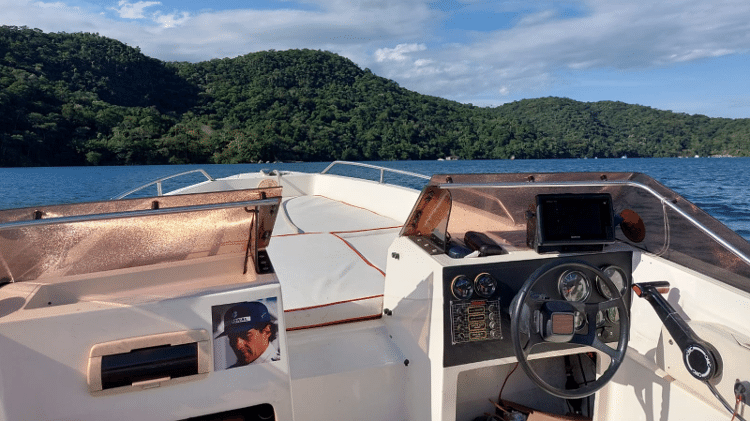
[401,172,750,293]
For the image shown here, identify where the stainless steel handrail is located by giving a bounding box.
[438,180,750,267]
[0,198,278,230]
[112,169,215,200]
[321,160,430,183]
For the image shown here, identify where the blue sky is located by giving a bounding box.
[4,0,750,118]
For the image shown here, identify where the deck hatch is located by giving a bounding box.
[88,329,210,395]
[100,343,198,390]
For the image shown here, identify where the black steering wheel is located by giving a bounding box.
[510,259,629,399]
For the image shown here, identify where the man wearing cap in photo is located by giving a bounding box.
[217,301,280,368]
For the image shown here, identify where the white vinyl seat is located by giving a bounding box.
[268,195,401,330]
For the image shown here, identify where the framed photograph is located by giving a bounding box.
[212,297,281,370]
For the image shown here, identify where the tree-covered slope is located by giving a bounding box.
[493,98,746,158]
[0,26,198,165]
[1,26,749,167]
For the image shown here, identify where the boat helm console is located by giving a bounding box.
[442,251,632,369]
[389,170,750,419]
[407,186,633,399]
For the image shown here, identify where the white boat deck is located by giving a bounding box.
[167,169,421,332]
[269,195,402,330]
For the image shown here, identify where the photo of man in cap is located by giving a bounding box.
[213,299,281,370]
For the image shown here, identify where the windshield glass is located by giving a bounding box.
[402,172,750,293]
[0,187,280,283]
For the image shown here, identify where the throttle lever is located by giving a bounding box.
[633,281,722,382]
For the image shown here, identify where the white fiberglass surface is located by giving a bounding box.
[275,195,402,235]
[268,233,386,329]
[268,192,405,329]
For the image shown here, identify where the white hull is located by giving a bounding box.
[1,163,749,421]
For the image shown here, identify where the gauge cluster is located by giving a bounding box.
[555,264,628,340]
[443,251,632,367]
[450,272,499,301]
[449,273,502,344]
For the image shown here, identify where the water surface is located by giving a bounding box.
[1,158,748,239]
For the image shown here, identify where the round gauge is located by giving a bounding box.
[606,307,620,323]
[596,311,605,327]
[451,275,474,300]
[558,270,591,302]
[597,265,627,299]
[574,311,586,330]
[474,273,497,298]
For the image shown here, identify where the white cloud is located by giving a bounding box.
[111,0,160,19]
[153,11,190,28]
[375,43,426,62]
[33,1,72,9]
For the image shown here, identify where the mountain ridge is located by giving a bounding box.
[1,25,748,167]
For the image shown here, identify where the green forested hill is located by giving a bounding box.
[493,98,748,158]
[1,26,749,167]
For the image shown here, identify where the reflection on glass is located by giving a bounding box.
[597,265,626,299]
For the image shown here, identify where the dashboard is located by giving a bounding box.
[442,251,632,367]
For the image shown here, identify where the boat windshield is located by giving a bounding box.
[402,172,750,293]
[0,187,281,283]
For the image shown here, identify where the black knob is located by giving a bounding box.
[684,344,719,381]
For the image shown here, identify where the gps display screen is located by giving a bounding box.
[536,193,615,245]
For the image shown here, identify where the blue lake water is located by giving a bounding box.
[1,157,749,239]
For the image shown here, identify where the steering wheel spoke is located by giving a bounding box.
[590,336,620,360]
[570,325,618,361]
[521,328,545,355]
[596,298,620,311]
[570,328,595,347]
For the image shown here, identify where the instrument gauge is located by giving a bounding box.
[606,307,620,323]
[596,311,606,327]
[558,270,591,302]
[574,311,586,330]
[597,265,627,299]
[474,273,497,298]
[451,275,474,300]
